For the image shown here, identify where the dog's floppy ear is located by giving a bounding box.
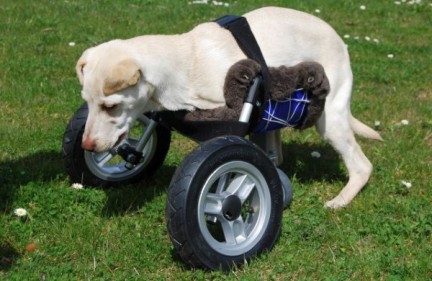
[76,50,89,85]
[103,59,141,95]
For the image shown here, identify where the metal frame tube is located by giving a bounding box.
[250,130,283,166]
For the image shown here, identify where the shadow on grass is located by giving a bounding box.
[100,140,347,216]
[280,141,346,183]
[101,164,177,217]
[0,147,175,217]
[0,150,64,211]
[0,141,346,213]
[0,241,20,272]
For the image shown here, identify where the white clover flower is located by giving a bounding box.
[14,208,28,217]
[373,38,380,44]
[365,36,371,41]
[401,119,409,125]
[400,180,412,188]
[387,54,395,59]
[344,34,350,39]
[360,5,366,10]
[374,120,381,127]
[311,151,321,158]
[71,183,84,190]
[68,42,76,47]
[315,9,321,13]
[394,1,401,4]
[189,0,208,4]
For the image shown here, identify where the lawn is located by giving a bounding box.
[1,0,431,280]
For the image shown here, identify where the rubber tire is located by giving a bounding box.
[166,135,283,270]
[62,103,171,187]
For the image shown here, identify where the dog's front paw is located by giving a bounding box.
[324,195,348,209]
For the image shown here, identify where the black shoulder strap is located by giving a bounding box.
[215,15,271,101]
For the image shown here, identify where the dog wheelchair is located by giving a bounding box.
[62,75,301,270]
[61,16,324,270]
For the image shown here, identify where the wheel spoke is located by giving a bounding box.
[226,174,256,203]
[93,152,115,168]
[220,216,247,245]
[203,193,224,216]
[127,138,139,146]
[216,173,229,194]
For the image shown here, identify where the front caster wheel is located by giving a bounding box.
[62,103,171,187]
[166,136,283,270]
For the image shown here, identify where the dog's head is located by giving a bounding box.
[76,40,156,152]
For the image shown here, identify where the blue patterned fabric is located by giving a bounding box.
[253,89,311,133]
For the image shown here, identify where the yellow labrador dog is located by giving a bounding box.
[76,6,382,208]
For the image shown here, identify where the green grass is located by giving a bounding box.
[1,0,431,279]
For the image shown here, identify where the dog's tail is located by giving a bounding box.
[350,115,383,141]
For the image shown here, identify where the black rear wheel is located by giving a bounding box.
[166,136,283,270]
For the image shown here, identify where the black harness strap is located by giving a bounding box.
[215,15,271,103]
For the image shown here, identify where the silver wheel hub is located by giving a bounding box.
[197,161,271,256]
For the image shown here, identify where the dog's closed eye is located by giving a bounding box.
[101,103,118,112]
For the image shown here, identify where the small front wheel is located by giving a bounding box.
[62,103,171,187]
[166,136,283,270]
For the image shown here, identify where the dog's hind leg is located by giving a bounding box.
[316,80,373,209]
[317,112,373,208]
